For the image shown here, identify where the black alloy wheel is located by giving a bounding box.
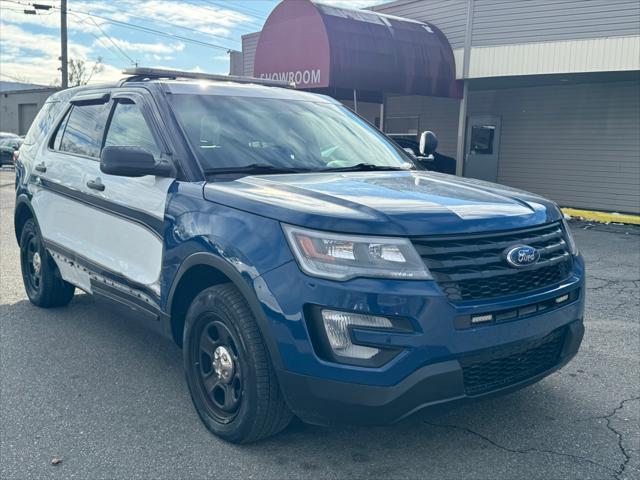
[191,315,244,423]
[183,284,292,443]
[19,219,75,308]
[21,228,43,296]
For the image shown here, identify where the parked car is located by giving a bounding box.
[0,131,19,140]
[0,137,22,166]
[14,68,584,443]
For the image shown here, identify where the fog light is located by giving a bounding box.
[321,310,393,360]
[555,294,570,304]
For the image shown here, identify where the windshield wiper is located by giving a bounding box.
[318,163,413,173]
[204,164,312,175]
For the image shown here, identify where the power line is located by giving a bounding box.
[67,10,136,64]
[3,1,242,51]
[201,0,266,24]
[53,5,238,52]
[0,3,131,66]
[99,5,242,46]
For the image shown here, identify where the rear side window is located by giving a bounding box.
[104,100,160,157]
[59,103,108,158]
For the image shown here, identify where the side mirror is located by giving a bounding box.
[419,130,438,156]
[100,146,173,177]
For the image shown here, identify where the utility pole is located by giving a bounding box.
[60,0,68,88]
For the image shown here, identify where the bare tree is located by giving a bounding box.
[66,57,105,86]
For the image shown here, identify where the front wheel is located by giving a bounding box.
[19,219,75,308]
[183,284,292,443]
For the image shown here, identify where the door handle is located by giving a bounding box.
[86,178,105,191]
[35,162,46,173]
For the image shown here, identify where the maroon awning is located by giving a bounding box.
[254,0,461,99]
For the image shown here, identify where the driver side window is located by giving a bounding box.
[104,100,160,158]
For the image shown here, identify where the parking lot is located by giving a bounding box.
[0,167,638,480]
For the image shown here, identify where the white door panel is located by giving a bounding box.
[32,190,164,285]
[81,159,173,220]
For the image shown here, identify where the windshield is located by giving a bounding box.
[168,94,412,173]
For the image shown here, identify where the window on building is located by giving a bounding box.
[59,104,108,158]
[104,100,160,157]
[469,125,495,155]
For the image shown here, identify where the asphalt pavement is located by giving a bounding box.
[1,167,638,479]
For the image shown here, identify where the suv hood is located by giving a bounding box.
[203,171,561,236]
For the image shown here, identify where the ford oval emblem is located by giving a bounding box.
[505,245,540,268]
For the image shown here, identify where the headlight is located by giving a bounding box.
[562,218,578,254]
[282,224,431,281]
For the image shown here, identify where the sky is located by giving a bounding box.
[0,0,389,86]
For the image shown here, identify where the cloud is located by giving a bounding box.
[0,23,121,85]
[75,1,252,38]
[1,1,255,39]
[92,37,185,55]
[0,1,247,85]
[0,23,90,59]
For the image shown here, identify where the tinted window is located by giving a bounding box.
[59,104,107,158]
[104,101,160,157]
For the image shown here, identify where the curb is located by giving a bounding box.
[562,208,640,226]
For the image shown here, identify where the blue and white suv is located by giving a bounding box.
[14,68,585,443]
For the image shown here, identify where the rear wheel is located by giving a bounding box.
[183,284,292,443]
[19,219,74,307]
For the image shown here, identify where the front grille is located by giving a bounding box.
[461,328,566,396]
[413,222,573,302]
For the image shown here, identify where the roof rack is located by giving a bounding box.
[121,67,296,89]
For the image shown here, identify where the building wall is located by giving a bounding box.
[229,50,244,76]
[385,95,460,156]
[374,0,640,47]
[470,0,640,46]
[241,32,261,77]
[373,0,640,78]
[470,80,640,214]
[0,89,56,135]
[387,80,640,213]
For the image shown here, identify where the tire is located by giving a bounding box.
[183,284,293,443]
[19,219,75,308]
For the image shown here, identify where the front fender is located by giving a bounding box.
[161,182,295,368]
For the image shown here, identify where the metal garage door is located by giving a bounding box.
[18,103,38,136]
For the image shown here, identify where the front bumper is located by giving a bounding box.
[255,255,586,425]
[277,320,583,425]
